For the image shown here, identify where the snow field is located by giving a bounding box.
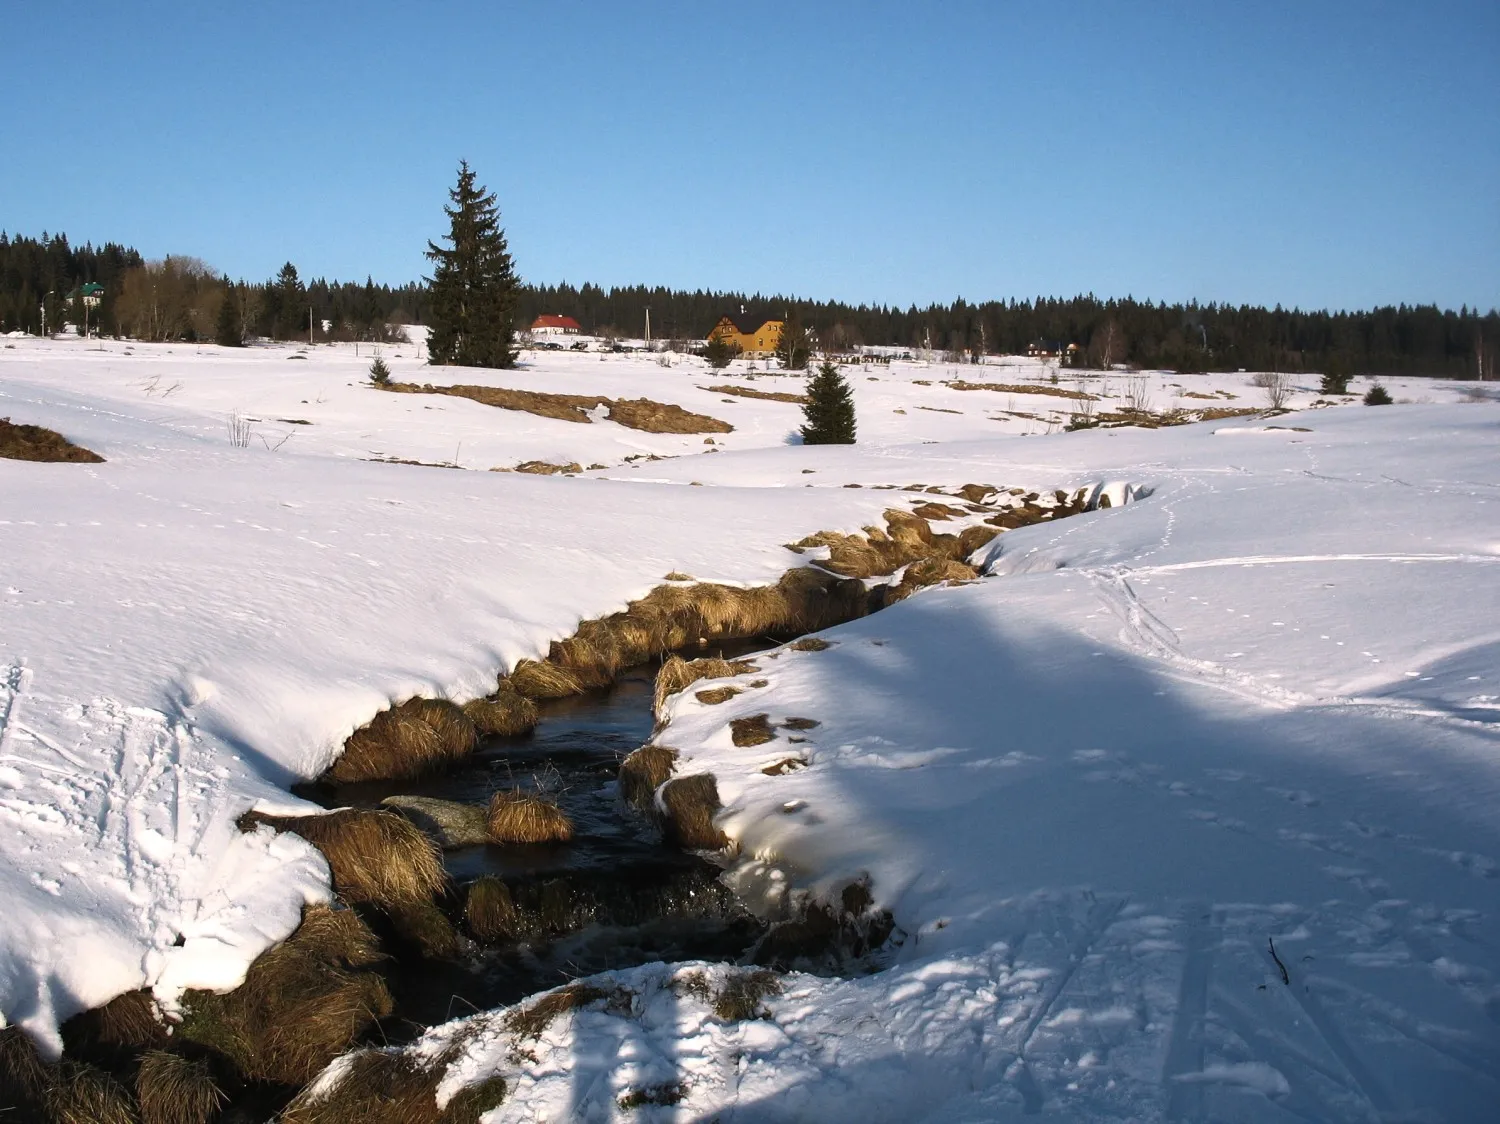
[2,336,1498,1122]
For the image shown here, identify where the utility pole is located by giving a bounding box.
[644,306,651,348]
[309,305,315,347]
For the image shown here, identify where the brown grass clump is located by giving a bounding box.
[956,524,1001,558]
[514,459,583,474]
[659,774,728,849]
[0,1024,49,1112]
[909,501,965,520]
[504,983,631,1041]
[178,904,391,1086]
[331,697,478,784]
[608,397,733,434]
[781,717,820,730]
[0,416,105,463]
[618,1083,687,1108]
[955,483,998,503]
[695,686,739,705]
[506,658,587,700]
[388,900,463,959]
[618,745,678,811]
[283,1049,505,1124]
[461,688,538,737]
[242,807,446,908]
[712,969,784,1022]
[663,571,694,581]
[43,1061,138,1124]
[730,714,775,747]
[135,1051,224,1124]
[789,636,830,652]
[383,381,734,433]
[762,758,807,775]
[946,380,1097,400]
[61,988,167,1061]
[701,383,807,404]
[486,789,573,844]
[652,655,758,717]
[464,876,518,942]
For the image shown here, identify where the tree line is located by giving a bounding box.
[3,230,1493,377]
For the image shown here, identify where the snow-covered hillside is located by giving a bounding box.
[2,337,1496,1121]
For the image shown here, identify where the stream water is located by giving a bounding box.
[305,643,776,1036]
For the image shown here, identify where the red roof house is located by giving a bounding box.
[530,315,582,334]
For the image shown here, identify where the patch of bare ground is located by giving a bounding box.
[512,460,581,474]
[695,686,739,704]
[944,380,1098,400]
[380,381,732,434]
[240,808,446,909]
[0,416,105,462]
[700,383,808,404]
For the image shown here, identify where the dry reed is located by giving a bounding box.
[486,790,574,844]
[712,969,784,1022]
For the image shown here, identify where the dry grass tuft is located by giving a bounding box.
[506,659,587,700]
[514,459,582,474]
[442,1077,510,1123]
[956,524,1001,558]
[281,1049,452,1124]
[332,697,478,784]
[618,745,678,811]
[464,876,518,941]
[388,899,463,960]
[461,689,538,737]
[659,774,728,849]
[178,904,391,1086]
[781,717,820,730]
[653,655,758,717]
[135,1050,224,1124]
[607,397,733,434]
[695,686,739,705]
[61,988,167,1058]
[618,1082,687,1108]
[762,758,807,775]
[663,571,694,581]
[243,807,446,908]
[789,636,831,652]
[0,1024,49,1110]
[486,789,574,844]
[43,1061,138,1124]
[504,983,631,1041]
[712,969,784,1021]
[0,416,105,463]
[730,714,776,747]
[909,501,965,520]
[956,483,998,503]
[701,383,807,404]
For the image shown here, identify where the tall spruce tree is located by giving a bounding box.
[274,263,307,340]
[800,359,857,445]
[426,161,519,368]
[215,283,241,346]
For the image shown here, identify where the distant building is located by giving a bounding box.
[530,314,582,336]
[1026,339,1082,361]
[707,312,784,357]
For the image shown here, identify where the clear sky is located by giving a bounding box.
[3,1,1496,312]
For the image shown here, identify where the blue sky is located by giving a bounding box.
[3,1,1496,311]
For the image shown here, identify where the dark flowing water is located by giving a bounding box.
[309,644,775,1034]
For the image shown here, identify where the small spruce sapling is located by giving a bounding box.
[369,356,392,386]
[1364,383,1392,405]
[1319,356,1350,396]
[703,336,740,369]
[800,360,856,445]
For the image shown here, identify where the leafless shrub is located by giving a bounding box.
[1262,371,1293,410]
[227,410,254,447]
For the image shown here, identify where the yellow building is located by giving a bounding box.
[707,313,784,357]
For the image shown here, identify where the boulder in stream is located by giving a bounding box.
[380,795,491,849]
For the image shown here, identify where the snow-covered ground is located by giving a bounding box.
[3,336,1497,1121]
